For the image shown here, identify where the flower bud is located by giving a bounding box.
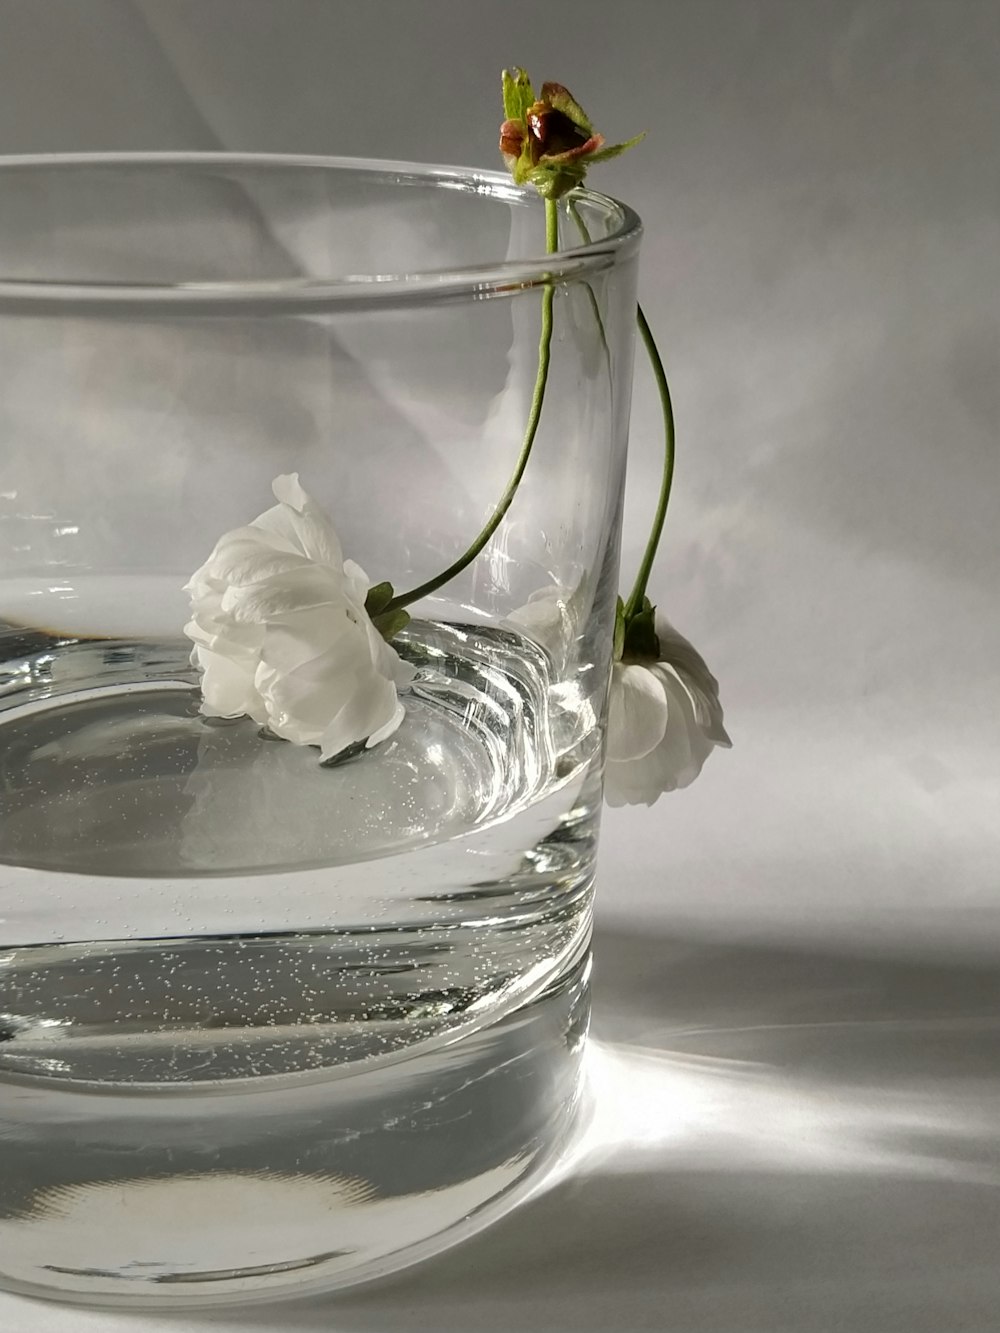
[499,68,644,200]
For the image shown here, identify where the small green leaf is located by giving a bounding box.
[372,607,410,642]
[540,81,593,133]
[502,67,535,123]
[364,581,394,617]
[613,596,626,661]
[584,132,646,164]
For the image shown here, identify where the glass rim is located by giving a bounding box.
[0,151,643,313]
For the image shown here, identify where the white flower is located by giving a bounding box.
[604,617,730,807]
[184,474,415,761]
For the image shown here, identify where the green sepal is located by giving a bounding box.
[586,132,647,164]
[613,596,626,662]
[540,81,593,133]
[502,67,535,123]
[364,581,394,617]
[365,581,409,642]
[372,606,410,643]
[511,153,536,188]
[528,161,587,200]
[622,596,661,662]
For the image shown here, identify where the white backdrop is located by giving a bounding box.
[1,3,998,1330]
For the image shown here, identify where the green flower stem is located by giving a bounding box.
[568,199,676,623]
[567,199,612,381]
[384,198,559,614]
[623,303,675,620]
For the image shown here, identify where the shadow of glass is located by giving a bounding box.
[591,926,1000,1062]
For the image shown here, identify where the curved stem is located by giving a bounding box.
[385,198,559,614]
[623,303,674,620]
[566,201,675,622]
[567,199,612,383]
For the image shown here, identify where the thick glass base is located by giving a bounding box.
[0,942,590,1310]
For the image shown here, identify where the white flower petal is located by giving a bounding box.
[606,662,669,762]
[342,558,373,607]
[506,587,574,659]
[318,671,402,759]
[603,615,730,806]
[504,576,587,667]
[366,698,406,748]
[260,473,345,570]
[184,614,263,657]
[655,617,732,747]
[259,656,369,731]
[270,472,310,511]
[256,619,408,752]
[221,565,340,623]
[194,645,267,723]
[605,678,708,806]
[258,608,366,677]
[362,615,417,689]
[251,502,314,556]
[206,533,310,588]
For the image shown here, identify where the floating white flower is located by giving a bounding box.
[604,616,730,807]
[184,474,415,761]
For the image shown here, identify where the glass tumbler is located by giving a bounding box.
[0,154,640,1308]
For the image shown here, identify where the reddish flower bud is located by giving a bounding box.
[499,69,644,200]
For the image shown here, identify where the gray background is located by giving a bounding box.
[1,2,998,1330]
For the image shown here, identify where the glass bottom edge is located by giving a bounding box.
[0,940,592,1310]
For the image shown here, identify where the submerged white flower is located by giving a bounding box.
[505,581,581,663]
[184,474,415,760]
[604,616,730,807]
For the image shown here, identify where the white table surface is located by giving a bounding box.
[2,1,999,1329]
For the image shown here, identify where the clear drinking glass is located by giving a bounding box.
[0,154,641,1308]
